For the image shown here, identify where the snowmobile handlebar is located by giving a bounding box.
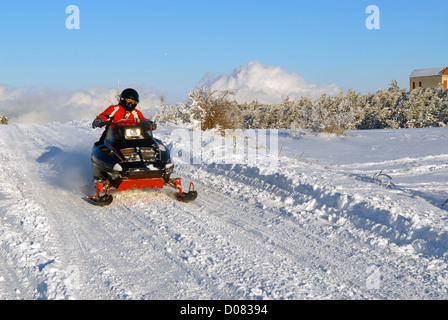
[92,118,108,128]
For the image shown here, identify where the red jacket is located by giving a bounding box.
[97,104,145,123]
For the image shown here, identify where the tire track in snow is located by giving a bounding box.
[185,153,448,260]
[174,163,448,299]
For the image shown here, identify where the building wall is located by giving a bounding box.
[410,68,448,90]
[443,69,448,90]
[410,75,443,90]
[443,75,448,90]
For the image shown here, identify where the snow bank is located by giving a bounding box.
[162,125,448,259]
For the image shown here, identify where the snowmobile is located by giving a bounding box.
[87,119,197,206]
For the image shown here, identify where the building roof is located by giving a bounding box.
[410,68,447,78]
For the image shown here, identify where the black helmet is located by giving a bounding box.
[120,88,139,102]
[119,88,139,111]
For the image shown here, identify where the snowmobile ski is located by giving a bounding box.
[86,179,114,206]
[86,194,114,206]
[168,179,198,202]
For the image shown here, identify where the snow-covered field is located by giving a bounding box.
[1,120,448,300]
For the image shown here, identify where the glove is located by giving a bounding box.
[92,118,105,128]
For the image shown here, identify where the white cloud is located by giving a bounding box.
[1,62,342,123]
[0,85,161,124]
[196,61,341,104]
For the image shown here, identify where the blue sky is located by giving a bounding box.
[0,0,447,103]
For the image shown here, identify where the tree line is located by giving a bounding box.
[155,80,448,135]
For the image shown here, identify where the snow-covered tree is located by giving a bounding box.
[153,81,448,133]
[0,115,8,125]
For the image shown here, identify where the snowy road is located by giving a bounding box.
[1,121,448,300]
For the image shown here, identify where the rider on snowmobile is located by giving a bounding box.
[88,88,196,206]
[92,88,156,141]
[92,88,145,127]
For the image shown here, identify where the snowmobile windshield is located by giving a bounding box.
[105,119,153,142]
